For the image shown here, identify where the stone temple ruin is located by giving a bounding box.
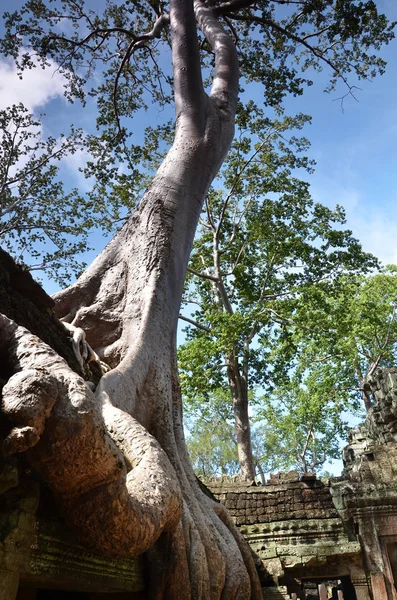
[205,368,397,599]
[2,368,397,599]
[2,250,397,598]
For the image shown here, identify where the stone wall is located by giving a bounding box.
[207,473,366,599]
[205,368,397,599]
[332,368,397,600]
[0,459,144,600]
[211,471,338,524]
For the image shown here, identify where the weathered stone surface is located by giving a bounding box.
[206,472,339,527]
[3,357,397,600]
[206,472,363,596]
[0,250,81,377]
[201,371,397,599]
[0,461,144,597]
[332,368,397,600]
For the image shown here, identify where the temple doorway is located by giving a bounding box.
[298,576,357,600]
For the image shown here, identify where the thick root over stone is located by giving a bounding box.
[0,315,261,600]
[1,312,262,599]
[0,313,182,557]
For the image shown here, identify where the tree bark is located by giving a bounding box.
[227,357,256,481]
[0,0,262,597]
[208,209,256,481]
[354,361,372,413]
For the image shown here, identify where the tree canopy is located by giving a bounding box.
[1,0,394,241]
[183,268,397,479]
[284,267,397,411]
[0,104,89,284]
[178,103,378,478]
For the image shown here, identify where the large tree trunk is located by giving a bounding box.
[0,0,262,598]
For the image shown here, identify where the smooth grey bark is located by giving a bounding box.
[186,216,257,480]
[214,238,256,481]
[1,0,262,598]
[227,356,256,481]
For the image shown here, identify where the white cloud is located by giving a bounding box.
[311,180,397,266]
[62,146,94,192]
[0,52,90,188]
[350,212,397,267]
[0,52,66,112]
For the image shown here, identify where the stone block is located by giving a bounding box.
[0,570,19,600]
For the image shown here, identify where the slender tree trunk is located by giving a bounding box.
[227,357,256,481]
[211,217,256,480]
[255,461,266,485]
[0,0,263,597]
[354,362,372,412]
[361,383,373,413]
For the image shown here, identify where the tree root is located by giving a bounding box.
[1,311,262,598]
[0,313,182,557]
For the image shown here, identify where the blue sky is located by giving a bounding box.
[1,0,396,287]
[282,0,397,267]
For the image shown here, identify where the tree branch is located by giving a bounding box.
[224,13,355,94]
[112,13,170,141]
[171,0,205,133]
[216,135,271,240]
[4,142,75,189]
[204,196,216,231]
[179,314,211,332]
[299,422,313,474]
[214,0,256,15]
[194,0,239,118]
[187,266,219,282]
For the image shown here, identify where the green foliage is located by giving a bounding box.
[0,103,90,284]
[184,388,239,478]
[257,368,355,474]
[251,423,297,480]
[179,106,381,475]
[0,1,394,285]
[3,0,394,118]
[184,388,293,479]
[285,267,397,410]
[254,267,397,474]
[179,107,377,401]
[186,417,240,479]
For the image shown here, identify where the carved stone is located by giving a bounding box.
[206,473,368,599]
[333,368,397,600]
[0,461,144,599]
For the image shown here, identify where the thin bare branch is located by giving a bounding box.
[302,25,332,41]
[187,266,219,282]
[214,0,255,15]
[179,314,211,332]
[216,136,270,240]
[224,13,356,95]
[205,196,216,231]
[228,240,249,275]
[198,216,213,230]
[4,142,75,189]
[112,13,170,139]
